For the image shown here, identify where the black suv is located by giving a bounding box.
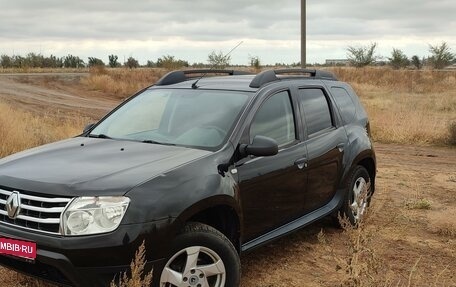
[0,69,376,287]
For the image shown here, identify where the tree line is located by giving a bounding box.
[0,50,258,70]
[346,42,455,69]
[1,42,454,69]
[0,53,191,69]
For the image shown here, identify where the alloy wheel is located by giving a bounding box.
[160,246,226,287]
[350,177,370,222]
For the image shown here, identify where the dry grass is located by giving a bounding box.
[318,214,392,287]
[405,198,432,210]
[80,67,165,99]
[320,182,395,287]
[0,102,85,158]
[0,67,88,74]
[331,67,456,145]
[331,67,456,94]
[402,176,433,210]
[110,242,153,287]
[319,210,453,287]
[333,214,393,287]
[431,216,456,238]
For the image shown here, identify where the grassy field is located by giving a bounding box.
[0,67,454,286]
[80,66,164,99]
[0,102,84,158]
[332,68,456,146]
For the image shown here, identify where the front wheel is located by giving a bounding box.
[158,223,240,287]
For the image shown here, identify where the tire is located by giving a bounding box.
[337,165,372,226]
[156,222,240,287]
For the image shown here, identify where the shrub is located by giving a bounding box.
[88,57,105,67]
[347,43,379,67]
[388,48,409,69]
[411,55,423,70]
[157,55,189,69]
[249,55,261,71]
[124,57,139,69]
[207,50,231,69]
[429,42,455,69]
[63,54,85,68]
[0,54,13,68]
[109,54,120,68]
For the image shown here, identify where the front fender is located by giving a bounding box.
[124,165,241,224]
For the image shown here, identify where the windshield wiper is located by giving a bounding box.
[142,140,176,146]
[88,134,112,139]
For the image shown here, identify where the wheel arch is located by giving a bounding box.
[175,196,242,253]
[350,152,376,194]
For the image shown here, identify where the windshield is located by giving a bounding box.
[89,89,251,149]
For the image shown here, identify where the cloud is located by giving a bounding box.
[0,0,455,63]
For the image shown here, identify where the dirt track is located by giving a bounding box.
[0,73,117,118]
[0,74,455,286]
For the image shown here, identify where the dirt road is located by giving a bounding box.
[0,74,454,286]
[0,73,116,119]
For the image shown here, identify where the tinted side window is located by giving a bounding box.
[250,91,296,146]
[299,89,333,135]
[331,87,356,123]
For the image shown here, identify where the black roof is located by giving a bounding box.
[153,69,338,91]
[161,75,258,92]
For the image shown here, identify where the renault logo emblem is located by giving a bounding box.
[6,191,21,219]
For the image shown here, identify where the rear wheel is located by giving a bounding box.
[339,166,372,226]
[158,222,240,287]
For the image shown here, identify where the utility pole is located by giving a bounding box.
[301,0,306,68]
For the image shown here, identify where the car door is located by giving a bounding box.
[298,87,348,213]
[236,90,308,242]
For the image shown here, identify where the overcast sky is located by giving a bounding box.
[0,0,455,65]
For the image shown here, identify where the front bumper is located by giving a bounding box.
[0,218,175,286]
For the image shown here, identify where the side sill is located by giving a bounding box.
[241,187,345,253]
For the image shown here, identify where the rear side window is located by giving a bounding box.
[250,91,296,146]
[299,89,334,135]
[331,87,356,124]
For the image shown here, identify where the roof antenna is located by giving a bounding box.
[192,41,244,89]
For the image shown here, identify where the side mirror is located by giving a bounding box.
[240,135,278,157]
[83,123,95,134]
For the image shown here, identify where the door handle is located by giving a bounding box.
[336,143,345,152]
[294,157,308,169]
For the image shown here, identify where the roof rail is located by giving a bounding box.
[156,69,252,86]
[249,69,338,88]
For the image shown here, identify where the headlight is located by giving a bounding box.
[62,196,130,236]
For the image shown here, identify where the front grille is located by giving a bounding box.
[0,188,72,235]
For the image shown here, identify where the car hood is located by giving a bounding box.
[0,137,211,196]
